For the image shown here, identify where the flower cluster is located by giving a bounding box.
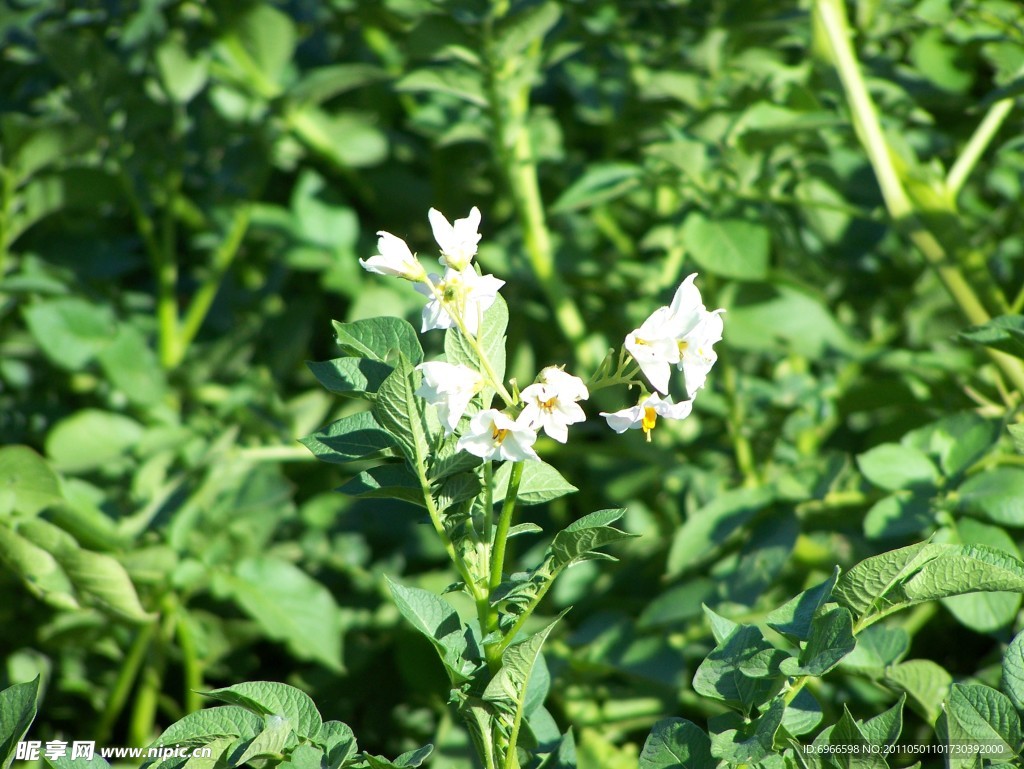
[359,207,723,458]
[600,273,724,440]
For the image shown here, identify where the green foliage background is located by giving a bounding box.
[2,0,1024,766]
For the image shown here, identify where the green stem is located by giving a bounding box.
[237,445,316,463]
[173,206,251,368]
[813,0,1024,394]
[721,351,760,487]
[485,461,525,669]
[481,17,592,368]
[96,622,156,743]
[176,612,204,714]
[946,96,1015,199]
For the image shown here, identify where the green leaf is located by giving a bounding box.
[339,464,424,506]
[493,1,561,59]
[691,624,787,713]
[1003,629,1024,711]
[639,718,714,769]
[316,721,358,769]
[290,64,389,105]
[551,509,633,569]
[681,212,769,281]
[860,695,904,748]
[224,4,296,89]
[22,298,117,371]
[155,37,208,103]
[863,491,933,540]
[0,523,78,610]
[307,358,392,398]
[857,443,939,491]
[331,317,423,365]
[201,681,322,741]
[96,324,168,407]
[363,745,433,769]
[493,460,577,506]
[279,744,324,769]
[958,314,1024,359]
[551,163,644,213]
[45,410,144,474]
[301,411,396,463]
[884,659,952,724]
[782,688,823,737]
[395,65,487,107]
[212,558,344,671]
[780,606,855,677]
[386,577,473,682]
[941,518,1022,632]
[372,355,432,468]
[939,684,1022,764]
[957,468,1024,527]
[44,750,111,769]
[666,487,775,578]
[444,293,508,404]
[1009,424,1024,455]
[828,707,886,768]
[148,705,263,748]
[840,625,909,674]
[484,618,562,735]
[0,678,39,769]
[0,446,62,516]
[708,697,784,765]
[904,412,998,478]
[766,567,839,640]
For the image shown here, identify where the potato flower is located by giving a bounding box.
[457,409,540,462]
[358,232,426,281]
[600,392,693,441]
[416,267,505,335]
[428,207,482,271]
[519,367,589,443]
[415,361,486,434]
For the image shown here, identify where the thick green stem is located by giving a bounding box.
[482,18,592,367]
[96,622,156,743]
[176,612,204,714]
[813,0,1024,394]
[174,206,251,368]
[485,461,525,669]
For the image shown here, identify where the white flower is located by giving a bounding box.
[457,409,540,462]
[519,367,589,443]
[429,206,482,271]
[600,393,693,441]
[415,361,486,434]
[359,231,426,281]
[416,267,505,335]
[623,273,723,396]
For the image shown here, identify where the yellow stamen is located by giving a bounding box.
[641,406,657,441]
[491,425,509,444]
[540,396,558,412]
[678,339,689,353]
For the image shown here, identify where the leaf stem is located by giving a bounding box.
[946,96,1015,199]
[174,206,251,368]
[96,621,156,744]
[489,461,524,595]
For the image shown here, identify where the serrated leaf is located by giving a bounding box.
[493,460,577,506]
[200,682,322,741]
[639,718,714,769]
[884,659,952,724]
[766,567,839,640]
[332,317,423,365]
[857,443,939,491]
[307,358,393,397]
[0,679,39,769]
[681,212,769,281]
[0,446,62,516]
